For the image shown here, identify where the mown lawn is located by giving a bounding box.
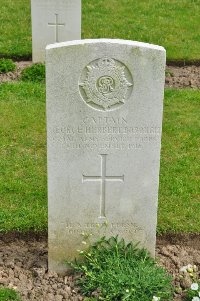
[0,82,47,232]
[0,0,200,61]
[0,82,199,233]
[158,89,200,233]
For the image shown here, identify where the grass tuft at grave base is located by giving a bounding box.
[0,288,21,301]
[0,82,199,233]
[71,236,173,301]
[0,0,200,62]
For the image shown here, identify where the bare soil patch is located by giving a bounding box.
[0,62,200,89]
[0,61,32,83]
[165,65,200,89]
[0,233,199,301]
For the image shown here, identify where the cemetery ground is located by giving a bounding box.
[0,1,200,301]
[0,84,199,293]
[0,81,199,233]
[0,78,199,301]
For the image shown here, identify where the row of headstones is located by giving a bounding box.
[32,1,166,273]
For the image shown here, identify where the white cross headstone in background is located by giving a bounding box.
[48,13,65,43]
[31,0,81,63]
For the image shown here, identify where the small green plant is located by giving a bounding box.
[20,63,45,83]
[185,282,200,301]
[178,264,200,301]
[0,58,16,74]
[0,288,21,301]
[165,69,174,77]
[71,236,173,301]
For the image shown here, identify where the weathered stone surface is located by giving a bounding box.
[31,0,81,62]
[46,39,166,273]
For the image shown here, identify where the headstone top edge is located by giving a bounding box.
[45,38,166,52]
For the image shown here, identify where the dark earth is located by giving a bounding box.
[0,62,200,89]
[0,63,199,300]
[0,233,200,301]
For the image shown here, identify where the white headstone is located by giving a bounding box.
[31,0,81,63]
[46,39,166,273]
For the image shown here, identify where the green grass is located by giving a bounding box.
[0,0,200,61]
[0,59,16,74]
[0,82,47,232]
[158,89,200,233]
[0,83,199,233]
[0,0,31,59]
[20,63,45,83]
[0,288,21,301]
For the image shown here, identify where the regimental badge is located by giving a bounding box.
[79,57,133,111]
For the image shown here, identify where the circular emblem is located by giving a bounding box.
[79,57,133,111]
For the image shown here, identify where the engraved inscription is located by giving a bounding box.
[79,57,133,111]
[48,13,65,42]
[65,222,144,237]
[82,154,124,219]
[50,119,161,151]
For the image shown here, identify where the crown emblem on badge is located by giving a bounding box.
[79,57,133,111]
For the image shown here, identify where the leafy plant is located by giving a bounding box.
[0,58,16,74]
[0,288,21,301]
[178,264,200,301]
[71,236,173,301]
[185,282,200,301]
[20,63,45,83]
[165,69,174,77]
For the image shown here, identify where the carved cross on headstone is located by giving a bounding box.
[48,13,65,43]
[82,154,124,219]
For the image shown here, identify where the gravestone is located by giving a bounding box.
[46,39,166,273]
[31,0,81,62]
